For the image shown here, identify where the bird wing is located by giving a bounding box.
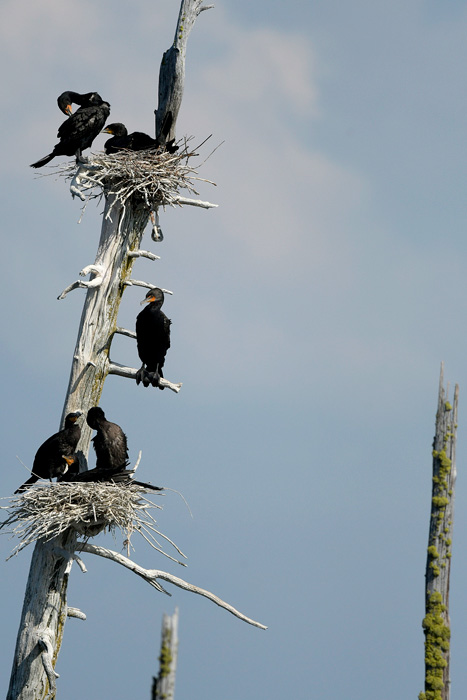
[57,106,108,144]
[33,428,73,477]
[136,309,171,369]
[93,422,128,470]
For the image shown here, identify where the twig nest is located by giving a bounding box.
[53,138,216,210]
[0,482,184,562]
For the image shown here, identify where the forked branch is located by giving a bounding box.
[77,542,267,630]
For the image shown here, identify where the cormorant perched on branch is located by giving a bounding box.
[30,94,110,168]
[136,288,171,389]
[15,412,82,492]
[86,407,129,471]
[57,91,105,116]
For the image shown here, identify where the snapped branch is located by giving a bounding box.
[58,265,104,300]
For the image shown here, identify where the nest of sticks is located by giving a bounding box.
[52,137,216,210]
[0,482,185,563]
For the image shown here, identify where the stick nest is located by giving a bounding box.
[54,138,215,210]
[0,482,185,563]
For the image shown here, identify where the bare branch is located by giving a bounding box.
[67,607,86,620]
[107,361,182,392]
[73,553,87,573]
[77,542,267,630]
[115,327,137,339]
[173,196,218,209]
[124,279,173,295]
[57,264,105,300]
[128,249,160,261]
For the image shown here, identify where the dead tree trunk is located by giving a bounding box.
[7,3,214,698]
[152,608,179,700]
[420,365,458,700]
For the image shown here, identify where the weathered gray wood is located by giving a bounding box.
[8,2,210,696]
[420,364,458,700]
[155,0,214,143]
[60,194,151,466]
[152,608,179,700]
[7,530,78,700]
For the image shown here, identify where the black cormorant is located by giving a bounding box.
[102,123,157,154]
[135,288,171,389]
[15,412,82,492]
[86,407,129,471]
[31,95,110,168]
[57,91,105,116]
[102,112,178,155]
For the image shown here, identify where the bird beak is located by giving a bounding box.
[102,127,112,134]
[140,296,154,306]
[65,105,73,116]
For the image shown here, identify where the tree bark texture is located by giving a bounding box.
[8,2,211,697]
[152,608,179,700]
[156,0,212,143]
[420,365,458,700]
[60,194,150,467]
[7,530,78,700]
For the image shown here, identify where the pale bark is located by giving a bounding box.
[152,608,179,700]
[77,543,268,629]
[7,531,78,700]
[155,0,215,144]
[60,195,152,465]
[8,2,214,696]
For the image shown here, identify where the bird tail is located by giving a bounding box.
[14,475,39,493]
[30,153,55,168]
[131,479,163,492]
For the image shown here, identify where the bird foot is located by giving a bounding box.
[135,367,162,388]
[135,366,145,386]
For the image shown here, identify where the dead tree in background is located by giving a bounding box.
[6,3,265,699]
[152,608,179,700]
[419,365,458,700]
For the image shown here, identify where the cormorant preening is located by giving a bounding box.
[135,288,171,389]
[57,91,105,116]
[31,94,110,168]
[78,406,161,491]
[86,407,129,471]
[15,412,82,492]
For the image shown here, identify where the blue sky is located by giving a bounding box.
[1,0,467,698]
